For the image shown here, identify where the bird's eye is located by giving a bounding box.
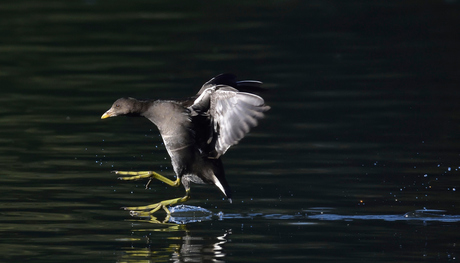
[115,104,120,108]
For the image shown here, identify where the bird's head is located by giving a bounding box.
[101,97,137,119]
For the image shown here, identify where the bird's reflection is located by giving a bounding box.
[170,230,229,263]
[118,205,230,263]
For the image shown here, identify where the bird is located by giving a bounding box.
[101,74,270,217]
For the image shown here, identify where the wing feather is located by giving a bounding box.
[190,79,269,158]
[209,88,270,157]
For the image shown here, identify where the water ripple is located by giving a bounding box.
[167,205,460,224]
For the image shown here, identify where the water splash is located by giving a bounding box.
[168,205,213,224]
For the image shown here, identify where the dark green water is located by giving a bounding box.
[1,1,460,262]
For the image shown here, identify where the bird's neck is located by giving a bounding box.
[127,99,152,117]
[139,100,164,125]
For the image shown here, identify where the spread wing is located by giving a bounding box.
[190,84,270,158]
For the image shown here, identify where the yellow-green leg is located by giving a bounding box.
[114,170,181,188]
[114,170,189,216]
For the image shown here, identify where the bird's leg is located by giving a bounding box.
[123,189,191,217]
[114,170,181,189]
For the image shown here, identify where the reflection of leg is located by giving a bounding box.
[124,189,191,216]
[114,170,180,188]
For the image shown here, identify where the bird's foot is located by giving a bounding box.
[123,202,169,217]
[113,170,154,180]
[123,193,190,217]
[113,170,180,188]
